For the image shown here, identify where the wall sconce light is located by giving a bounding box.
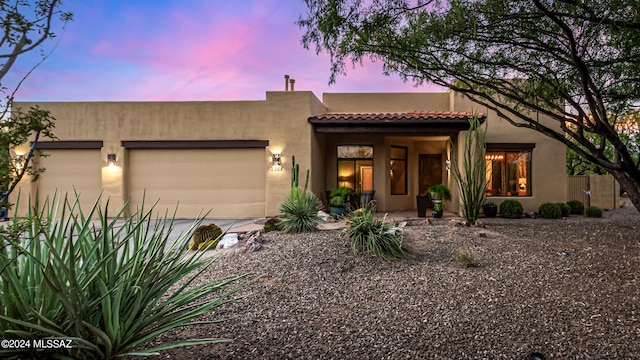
[14,154,25,170]
[445,158,451,171]
[107,153,117,167]
[271,153,282,171]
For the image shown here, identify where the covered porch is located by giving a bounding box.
[308,111,486,215]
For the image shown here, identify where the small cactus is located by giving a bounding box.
[188,224,223,250]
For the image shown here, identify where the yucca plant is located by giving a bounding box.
[451,116,488,225]
[278,155,322,233]
[342,204,405,260]
[0,191,249,359]
[278,187,322,233]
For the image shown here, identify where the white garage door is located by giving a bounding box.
[33,149,103,215]
[128,148,266,218]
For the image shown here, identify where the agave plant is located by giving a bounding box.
[0,191,249,359]
[278,187,323,233]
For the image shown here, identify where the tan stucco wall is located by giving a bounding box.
[452,94,567,213]
[15,90,323,217]
[13,88,567,218]
[323,92,450,112]
[321,92,456,213]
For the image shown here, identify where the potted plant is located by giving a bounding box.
[428,184,452,218]
[482,201,498,218]
[329,186,351,216]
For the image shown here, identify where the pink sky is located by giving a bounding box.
[9,0,442,102]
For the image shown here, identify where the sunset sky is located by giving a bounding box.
[9,0,440,102]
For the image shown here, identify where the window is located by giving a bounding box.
[390,146,407,195]
[485,144,534,197]
[337,145,373,193]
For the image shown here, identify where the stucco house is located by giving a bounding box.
[13,80,566,218]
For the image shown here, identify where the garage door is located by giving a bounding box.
[128,148,266,218]
[32,149,103,214]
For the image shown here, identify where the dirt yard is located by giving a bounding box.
[143,200,640,359]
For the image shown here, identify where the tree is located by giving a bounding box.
[0,0,71,215]
[567,112,639,176]
[0,106,56,215]
[299,0,640,210]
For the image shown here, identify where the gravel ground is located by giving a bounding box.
[145,199,640,359]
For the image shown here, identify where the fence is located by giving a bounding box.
[567,174,619,209]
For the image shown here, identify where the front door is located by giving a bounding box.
[419,154,443,207]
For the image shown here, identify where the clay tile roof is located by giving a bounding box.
[308,111,485,124]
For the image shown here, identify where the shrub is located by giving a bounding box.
[567,200,585,215]
[499,199,523,219]
[278,187,323,233]
[455,247,479,268]
[539,202,562,219]
[263,217,279,233]
[585,205,603,218]
[556,202,571,217]
[0,193,249,359]
[342,204,405,260]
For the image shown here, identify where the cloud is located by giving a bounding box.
[13,0,442,102]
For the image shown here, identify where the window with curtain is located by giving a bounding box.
[485,144,534,197]
[390,146,407,195]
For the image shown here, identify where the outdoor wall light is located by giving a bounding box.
[107,153,117,167]
[445,158,451,171]
[271,153,282,171]
[14,154,25,170]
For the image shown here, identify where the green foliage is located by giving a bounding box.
[499,200,523,219]
[450,117,487,224]
[455,247,478,268]
[290,155,310,192]
[342,204,405,260]
[329,186,351,207]
[281,156,321,233]
[585,206,603,218]
[188,223,223,250]
[427,183,452,200]
[556,202,571,217]
[0,192,249,359]
[299,0,640,212]
[0,107,57,205]
[567,200,586,215]
[539,202,562,219]
[278,187,322,233]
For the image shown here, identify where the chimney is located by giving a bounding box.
[290,79,295,91]
[284,75,290,91]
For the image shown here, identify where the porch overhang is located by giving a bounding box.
[308,111,486,134]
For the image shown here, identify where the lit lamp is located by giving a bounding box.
[13,154,25,170]
[518,177,527,194]
[107,153,117,167]
[271,153,282,171]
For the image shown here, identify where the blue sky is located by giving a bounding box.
[9,0,440,102]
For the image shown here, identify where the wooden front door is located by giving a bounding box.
[419,154,443,207]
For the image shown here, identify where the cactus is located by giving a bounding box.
[188,224,223,250]
[290,155,310,192]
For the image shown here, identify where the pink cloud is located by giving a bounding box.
[13,0,443,102]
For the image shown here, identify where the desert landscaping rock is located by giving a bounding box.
[139,200,640,359]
